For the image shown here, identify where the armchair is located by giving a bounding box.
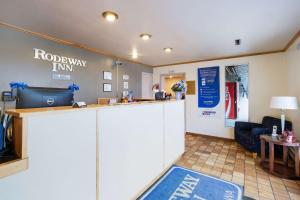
[235,116,292,157]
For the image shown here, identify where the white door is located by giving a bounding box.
[142,72,153,99]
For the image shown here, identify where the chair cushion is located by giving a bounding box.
[238,131,254,144]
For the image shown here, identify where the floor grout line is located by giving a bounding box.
[176,134,300,200]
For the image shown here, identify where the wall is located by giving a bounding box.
[0,27,153,110]
[286,37,300,138]
[153,53,288,139]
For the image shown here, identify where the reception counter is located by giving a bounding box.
[0,100,185,200]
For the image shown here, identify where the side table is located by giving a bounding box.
[260,134,300,179]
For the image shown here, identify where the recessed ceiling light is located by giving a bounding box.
[131,49,138,59]
[102,11,119,22]
[164,47,173,53]
[140,33,152,40]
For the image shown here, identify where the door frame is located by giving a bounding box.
[159,73,186,92]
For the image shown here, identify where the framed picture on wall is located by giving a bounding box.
[103,71,112,80]
[103,83,112,92]
[123,81,129,89]
[123,74,129,80]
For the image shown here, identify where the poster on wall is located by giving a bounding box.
[198,66,220,117]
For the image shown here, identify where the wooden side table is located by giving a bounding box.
[260,134,300,179]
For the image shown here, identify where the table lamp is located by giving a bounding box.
[270,96,298,134]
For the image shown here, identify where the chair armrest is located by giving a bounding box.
[251,127,271,154]
[235,121,263,131]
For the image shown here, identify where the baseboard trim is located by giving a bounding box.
[186,132,234,141]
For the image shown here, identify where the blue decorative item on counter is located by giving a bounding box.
[68,83,80,92]
[9,82,28,90]
[128,91,134,102]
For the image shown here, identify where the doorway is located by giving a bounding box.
[142,72,153,99]
[160,73,185,99]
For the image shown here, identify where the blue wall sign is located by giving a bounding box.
[198,66,220,108]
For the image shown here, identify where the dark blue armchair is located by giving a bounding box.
[234,116,292,156]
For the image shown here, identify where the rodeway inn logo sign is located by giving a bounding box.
[33,48,87,72]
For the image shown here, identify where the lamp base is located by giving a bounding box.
[281,113,285,133]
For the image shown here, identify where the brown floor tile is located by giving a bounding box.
[177,134,300,200]
[289,192,300,200]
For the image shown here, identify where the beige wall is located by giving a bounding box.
[286,37,300,138]
[153,53,289,139]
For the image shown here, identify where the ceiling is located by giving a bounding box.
[0,0,300,66]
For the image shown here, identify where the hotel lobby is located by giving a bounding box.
[0,1,300,200]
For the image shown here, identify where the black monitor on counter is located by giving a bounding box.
[16,87,74,109]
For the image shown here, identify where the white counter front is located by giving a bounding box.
[0,100,185,200]
[98,100,185,199]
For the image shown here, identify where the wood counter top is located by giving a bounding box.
[6,100,182,118]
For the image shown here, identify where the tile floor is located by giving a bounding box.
[176,134,300,200]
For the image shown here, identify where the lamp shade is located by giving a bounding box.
[270,96,298,110]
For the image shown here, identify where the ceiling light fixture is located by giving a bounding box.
[131,49,138,59]
[164,47,173,53]
[102,11,119,22]
[140,33,152,40]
